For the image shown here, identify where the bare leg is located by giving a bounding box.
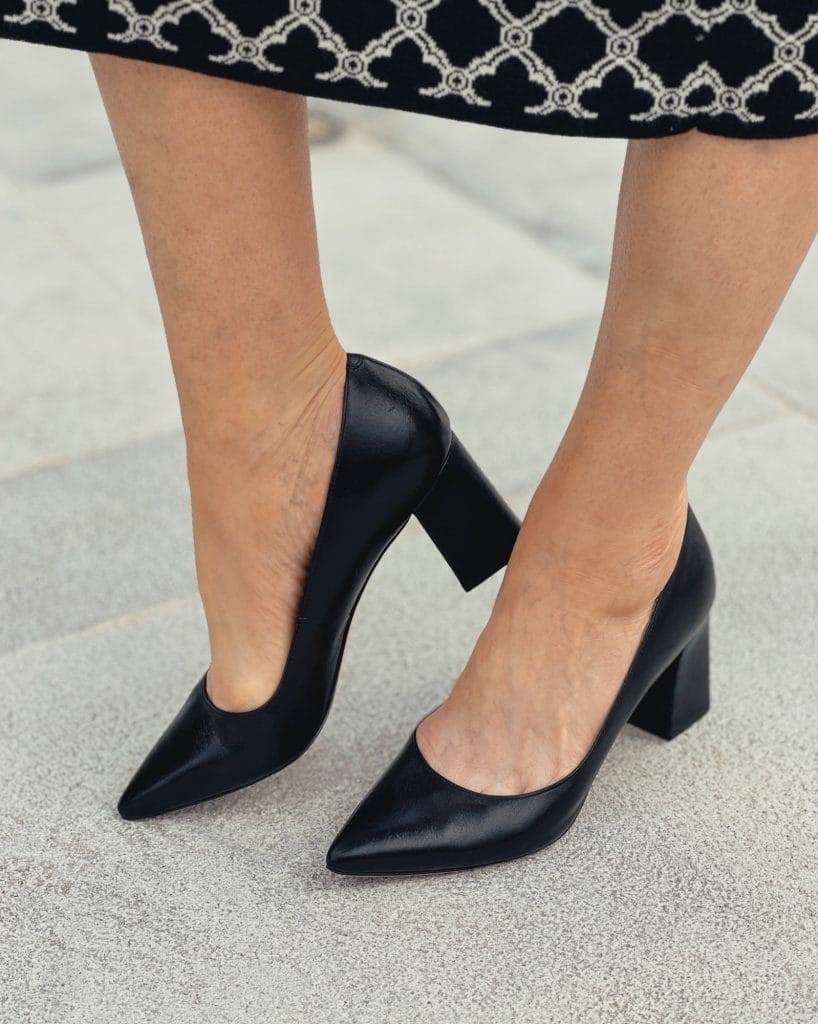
[419,132,818,795]
[90,57,346,711]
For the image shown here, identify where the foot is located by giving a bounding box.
[187,337,346,712]
[417,486,689,795]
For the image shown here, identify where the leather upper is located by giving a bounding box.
[118,355,453,819]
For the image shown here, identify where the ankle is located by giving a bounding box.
[500,486,689,622]
[187,338,345,487]
[183,323,346,472]
[185,333,346,712]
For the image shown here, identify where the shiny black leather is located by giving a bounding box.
[118,354,519,820]
[326,507,716,875]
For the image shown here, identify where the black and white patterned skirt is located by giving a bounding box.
[4,1,818,139]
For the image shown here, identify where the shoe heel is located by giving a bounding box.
[629,620,710,740]
[414,434,520,591]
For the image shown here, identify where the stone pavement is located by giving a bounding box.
[1,40,816,1024]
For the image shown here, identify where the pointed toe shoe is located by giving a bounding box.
[327,506,715,874]
[118,354,520,819]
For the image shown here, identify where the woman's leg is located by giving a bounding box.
[418,131,818,795]
[90,56,346,711]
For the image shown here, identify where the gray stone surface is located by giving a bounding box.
[317,100,624,275]
[1,38,817,1024]
[418,324,787,497]
[0,323,779,663]
[1,46,600,477]
[0,434,194,657]
[0,185,178,480]
[750,316,818,422]
[312,133,602,366]
[0,41,117,181]
[2,416,817,1024]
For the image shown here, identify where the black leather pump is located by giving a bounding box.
[117,354,519,820]
[326,506,715,875]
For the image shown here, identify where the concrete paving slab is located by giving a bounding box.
[0,433,194,657]
[322,99,818,341]
[2,125,602,480]
[314,99,625,276]
[0,40,117,181]
[1,35,816,1024]
[0,324,781,662]
[750,316,818,422]
[25,128,603,370]
[311,132,603,365]
[0,187,177,481]
[418,323,788,497]
[778,240,818,344]
[0,415,815,1024]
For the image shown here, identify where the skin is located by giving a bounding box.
[90,58,346,712]
[91,56,818,792]
[419,132,818,793]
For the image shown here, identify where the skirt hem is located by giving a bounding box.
[6,30,818,143]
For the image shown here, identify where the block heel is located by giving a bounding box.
[414,434,520,591]
[628,619,710,740]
